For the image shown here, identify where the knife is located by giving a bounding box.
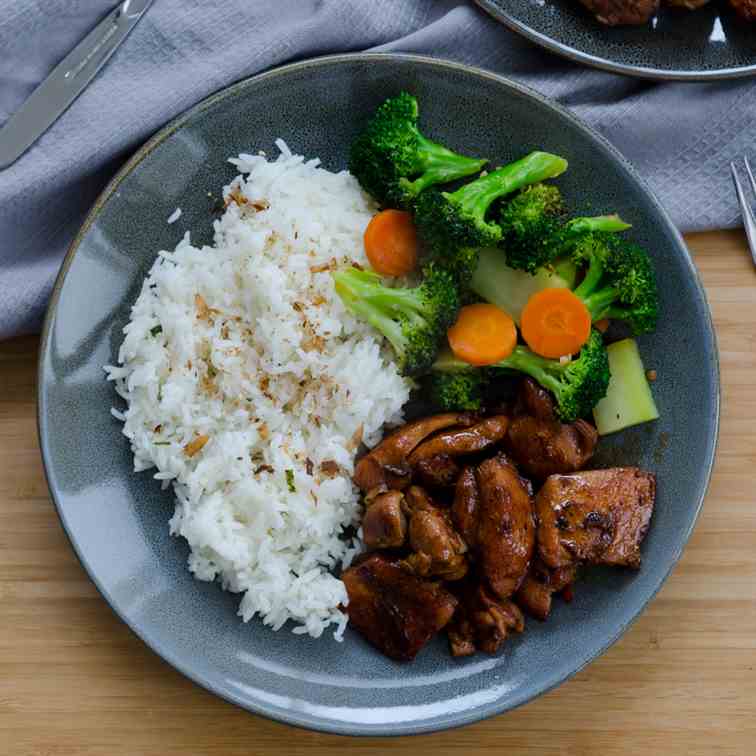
[0,0,154,170]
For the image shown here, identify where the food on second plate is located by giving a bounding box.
[576,0,753,25]
[576,0,659,26]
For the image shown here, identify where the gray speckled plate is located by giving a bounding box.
[476,0,756,80]
[38,54,719,736]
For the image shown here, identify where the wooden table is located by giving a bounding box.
[1,229,754,756]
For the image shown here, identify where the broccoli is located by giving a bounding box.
[426,370,486,411]
[414,151,568,282]
[569,234,658,335]
[433,329,610,422]
[332,264,460,376]
[499,184,567,273]
[349,93,487,208]
[501,196,631,274]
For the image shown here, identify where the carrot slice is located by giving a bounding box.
[447,304,517,367]
[520,288,591,359]
[364,209,418,277]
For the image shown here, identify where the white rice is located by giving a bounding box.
[166,207,182,224]
[105,141,411,638]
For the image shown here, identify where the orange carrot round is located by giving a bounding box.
[520,288,591,359]
[447,303,517,367]
[363,209,418,277]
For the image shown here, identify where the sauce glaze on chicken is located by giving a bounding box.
[341,378,657,661]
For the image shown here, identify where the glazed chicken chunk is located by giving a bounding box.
[515,559,577,621]
[407,415,510,464]
[361,490,407,550]
[448,582,525,657]
[354,412,476,492]
[508,379,598,480]
[342,554,458,661]
[403,486,468,580]
[537,468,656,570]
[576,0,659,25]
[475,454,536,599]
[730,0,756,21]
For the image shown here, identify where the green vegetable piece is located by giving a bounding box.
[471,247,577,324]
[414,151,569,282]
[433,329,610,423]
[592,338,659,436]
[426,371,486,411]
[332,263,460,377]
[349,92,487,208]
[285,469,296,493]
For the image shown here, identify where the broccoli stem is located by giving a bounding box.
[566,214,631,235]
[335,285,407,354]
[581,286,620,320]
[445,151,569,222]
[497,346,565,398]
[401,134,487,196]
[433,346,565,397]
[335,269,425,314]
[568,216,630,301]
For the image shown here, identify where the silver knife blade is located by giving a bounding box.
[0,0,154,170]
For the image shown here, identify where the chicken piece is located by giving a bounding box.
[507,416,598,480]
[361,490,407,550]
[666,0,710,7]
[475,454,535,599]
[451,466,480,547]
[576,0,659,25]
[413,454,460,489]
[343,554,458,661]
[447,613,477,657]
[354,413,476,492]
[537,468,656,570]
[730,0,756,20]
[515,559,577,621]
[403,486,468,580]
[514,377,556,421]
[448,582,525,657]
[407,416,509,465]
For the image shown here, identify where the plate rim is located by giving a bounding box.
[37,51,721,736]
[474,0,756,81]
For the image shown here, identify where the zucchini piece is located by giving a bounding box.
[471,247,577,323]
[593,338,659,436]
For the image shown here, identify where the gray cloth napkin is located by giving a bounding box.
[1,0,753,338]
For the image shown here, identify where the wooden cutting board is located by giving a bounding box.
[1,229,754,756]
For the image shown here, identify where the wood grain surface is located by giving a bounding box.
[1,229,755,756]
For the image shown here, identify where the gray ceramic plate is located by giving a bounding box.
[38,54,719,736]
[476,0,756,80]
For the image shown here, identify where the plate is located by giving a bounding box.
[38,53,719,735]
[476,0,756,80]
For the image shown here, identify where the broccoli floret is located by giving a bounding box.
[570,234,658,335]
[434,330,609,422]
[426,370,486,411]
[499,184,566,273]
[349,93,487,208]
[333,264,460,376]
[502,205,631,274]
[414,151,568,282]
